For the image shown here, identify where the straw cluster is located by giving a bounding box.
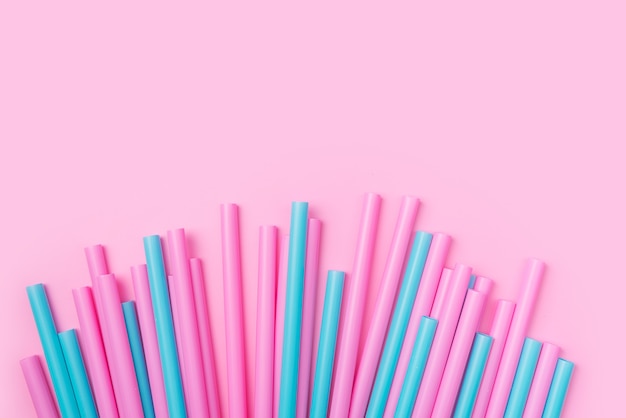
[21,194,574,418]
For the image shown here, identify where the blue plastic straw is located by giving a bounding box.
[504,337,542,417]
[143,235,187,417]
[468,274,477,289]
[278,202,309,418]
[58,329,97,418]
[122,301,156,418]
[309,271,345,417]
[396,316,438,417]
[367,231,433,417]
[542,358,574,418]
[27,284,80,418]
[453,333,493,418]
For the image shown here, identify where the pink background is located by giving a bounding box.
[1,2,624,417]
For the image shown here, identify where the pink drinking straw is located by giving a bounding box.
[72,287,119,418]
[296,219,322,418]
[254,226,278,418]
[84,246,112,363]
[432,289,487,417]
[472,299,516,418]
[167,228,209,418]
[20,355,60,418]
[412,264,472,417]
[431,268,453,319]
[523,343,560,418]
[329,193,381,418]
[384,233,451,418]
[220,203,248,418]
[273,235,289,418]
[485,259,545,418]
[190,258,221,418]
[95,274,144,417]
[349,196,420,418]
[167,275,186,375]
[473,276,494,297]
[131,265,169,418]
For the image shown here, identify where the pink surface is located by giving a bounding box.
[20,355,59,418]
[523,343,560,418]
[3,4,625,417]
[273,235,289,418]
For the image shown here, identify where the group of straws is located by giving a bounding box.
[21,194,574,418]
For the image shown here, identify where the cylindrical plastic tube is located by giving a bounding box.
[20,355,60,418]
[504,338,542,417]
[541,359,574,418]
[430,268,453,319]
[454,333,493,418]
[473,276,494,297]
[273,235,289,418]
[167,274,185,375]
[523,343,560,418]
[58,329,98,418]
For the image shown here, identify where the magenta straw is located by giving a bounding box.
[430,268,453,319]
[330,193,381,418]
[486,259,545,418]
[131,265,169,418]
[384,233,451,417]
[473,276,494,297]
[523,343,560,418]
[168,275,186,380]
[20,355,60,418]
[349,195,420,418]
[273,235,289,418]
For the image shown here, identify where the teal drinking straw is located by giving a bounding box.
[58,330,97,418]
[27,284,81,418]
[143,235,187,417]
[453,333,493,418]
[468,274,477,289]
[279,202,309,418]
[542,358,574,418]
[504,337,542,417]
[309,270,345,417]
[123,301,156,418]
[367,231,433,417]
[396,316,438,417]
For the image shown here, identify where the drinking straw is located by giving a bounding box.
[309,271,345,417]
[486,259,545,418]
[384,233,450,418]
[329,192,381,418]
[254,226,278,418]
[26,284,80,418]
[454,333,493,418]
[278,201,309,418]
[468,275,477,289]
[221,203,249,418]
[472,300,516,418]
[504,338,542,417]
[122,302,156,418]
[143,235,187,417]
[167,228,209,418]
[167,275,185,373]
[20,355,60,418]
[349,196,420,418]
[395,316,438,417]
[84,245,109,350]
[273,235,289,418]
[412,264,472,417]
[58,329,98,418]
[367,231,433,417]
[189,258,221,418]
[72,287,119,418]
[473,276,494,297]
[432,290,487,417]
[95,274,144,417]
[523,343,560,418]
[542,359,574,418]
[430,268,453,318]
[131,265,169,418]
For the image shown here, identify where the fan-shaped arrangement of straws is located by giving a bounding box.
[20,194,574,418]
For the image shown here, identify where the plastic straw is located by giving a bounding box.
[20,355,60,418]
[26,284,80,418]
[131,265,169,418]
[473,276,494,297]
[367,231,433,416]
[273,235,289,418]
[190,258,221,418]
[254,226,278,418]
[330,193,381,418]
[523,343,560,418]
[220,203,249,418]
[454,333,493,418]
[309,271,345,417]
[167,274,185,379]
[542,358,574,418]
[504,338,542,417]
[278,202,309,418]
[395,316,438,417]
[167,228,209,418]
[58,329,98,418]
[486,259,544,418]
[349,196,420,418]
[430,268,453,319]
[143,235,187,417]
[385,233,450,418]
[122,302,156,418]
[72,286,119,418]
